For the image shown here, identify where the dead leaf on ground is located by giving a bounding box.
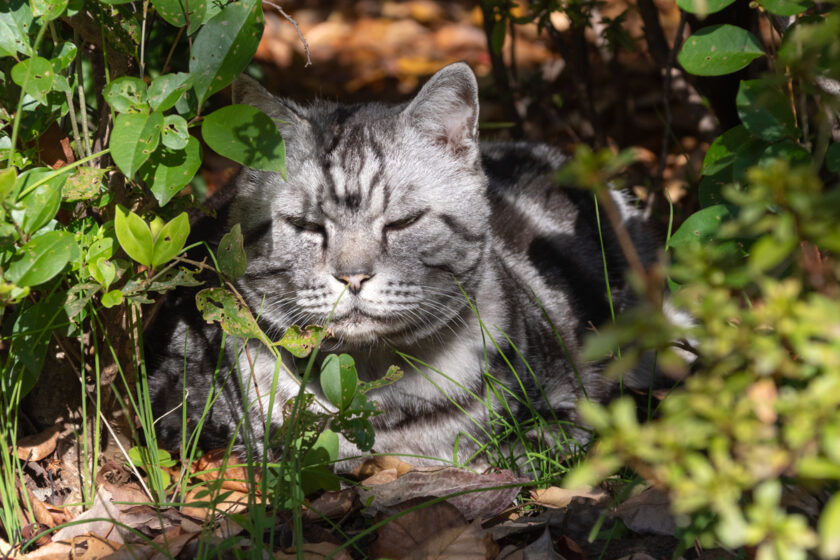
[358,467,526,520]
[530,486,608,509]
[52,487,130,544]
[349,455,415,479]
[373,501,498,559]
[20,540,72,559]
[360,467,398,486]
[181,487,251,520]
[611,487,676,536]
[192,449,255,493]
[303,488,358,521]
[17,425,63,462]
[497,526,562,560]
[275,541,352,559]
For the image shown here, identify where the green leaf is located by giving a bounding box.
[101,289,123,308]
[138,136,202,206]
[114,205,154,267]
[748,235,796,272]
[736,79,799,142]
[217,223,247,279]
[676,0,735,16]
[50,41,77,70]
[30,0,68,22]
[201,105,285,174]
[698,170,730,208]
[702,125,751,176]
[320,353,358,411]
[11,56,56,104]
[490,19,505,55]
[148,72,192,112]
[758,0,810,16]
[668,204,737,248]
[0,0,35,57]
[678,25,764,76]
[825,142,840,173]
[9,293,68,398]
[189,0,264,105]
[63,166,106,201]
[5,231,80,286]
[111,111,164,178]
[277,325,328,358]
[15,173,63,234]
[161,114,189,150]
[103,76,148,113]
[195,287,264,339]
[758,141,811,168]
[0,168,18,202]
[820,492,840,559]
[357,365,404,394]
[151,212,189,267]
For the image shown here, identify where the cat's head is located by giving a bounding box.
[230,63,490,347]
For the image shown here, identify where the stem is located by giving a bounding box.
[50,22,84,159]
[75,30,92,158]
[139,0,149,79]
[6,22,49,168]
[161,26,185,75]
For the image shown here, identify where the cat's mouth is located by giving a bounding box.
[328,308,404,344]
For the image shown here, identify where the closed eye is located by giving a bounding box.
[286,216,325,233]
[385,212,424,231]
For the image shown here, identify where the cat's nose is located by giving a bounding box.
[335,273,373,295]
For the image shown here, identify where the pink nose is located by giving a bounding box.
[336,273,372,294]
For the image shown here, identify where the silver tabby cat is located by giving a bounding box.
[147,63,657,466]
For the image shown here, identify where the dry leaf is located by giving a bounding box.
[181,487,250,519]
[17,425,62,462]
[192,449,255,493]
[358,467,526,520]
[52,487,130,544]
[349,455,414,479]
[303,488,358,521]
[497,527,561,560]
[361,468,398,486]
[70,535,122,560]
[611,487,676,536]
[20,540,72,559]
[373,501,497,559]
[275,541,352,559]
[529,486,608,509]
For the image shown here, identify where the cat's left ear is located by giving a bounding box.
[231,74,306,130]
[403,62,479,156]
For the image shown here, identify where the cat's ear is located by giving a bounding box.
[231,74,306,129]
[403,62,479,155]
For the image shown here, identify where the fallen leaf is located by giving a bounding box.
[530,486,608,509]
[373,501,498,559]
[17,425,62,462]
[358,467,526,520]
[497,527,561,560]
[275,541,352,559]
[52,487,130,544]
[350,455,414,479]
[70,535,122,559]
[303,488,358,521]
[611,487,676,536]
[181,488,250,520]
[20,540,72,558]
[361,468,398,486]
[192,449,256,493]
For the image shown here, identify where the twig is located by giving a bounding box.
[161,26,184,75]
[652,11,687,216]
[262,1,312,67]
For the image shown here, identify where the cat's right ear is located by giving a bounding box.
[231,75,306,130]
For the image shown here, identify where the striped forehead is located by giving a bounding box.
[318,124,389,215]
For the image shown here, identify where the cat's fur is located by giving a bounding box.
[146,63,657,466]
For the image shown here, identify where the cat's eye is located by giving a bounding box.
[385,212,424,231]
[286,216,324,233]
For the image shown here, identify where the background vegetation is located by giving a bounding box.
[0,0,838,558]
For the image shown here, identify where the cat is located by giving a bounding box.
[146,62,659,468]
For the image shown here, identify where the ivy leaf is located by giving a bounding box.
[668,204,737,249]
[201,105,285,174]
[151,212,189,267]
[217,223,247,279]
[104,76,148,113]
[138,136,202,207]
[195,287,264,339]
[11,57,56,105]
[678,25,764,76]
[676,0,736,15]
[5,231,80,287]
[114,205,154,267]
[320,354,358,411]
[50,41,77,70]
[736,80,800,142]
[148,72,192,112]
[14,174,63,234]
[189,0,264,105]
[30,0,68,22]
[111,111,163,178]
[702,125,751,176]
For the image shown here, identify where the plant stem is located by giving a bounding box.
[6,22,49,168]
[50,22,84,159]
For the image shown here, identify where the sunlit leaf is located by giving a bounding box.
[201,105,285,174]
[678,25,764,76]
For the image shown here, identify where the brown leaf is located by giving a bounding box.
[529,486,608,509]
[360,468,398,486]
[611,487,676,536]
[303,488,358,521]
[17,425,62,462]
[192,449,255,493]
[497,527,561,560]
[181,488,250,520]
[357,467,526,520]
[275,541,352,559]
[52,487,131,544]
[20,540,73,559]
[373,501,497,559]
[349,455,414,479]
